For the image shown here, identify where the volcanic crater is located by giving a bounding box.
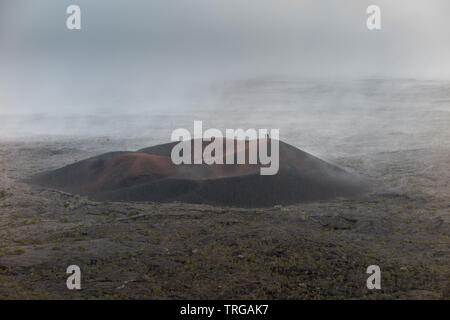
[30,139,371,207]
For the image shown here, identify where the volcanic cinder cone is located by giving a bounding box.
[30,139,371,207]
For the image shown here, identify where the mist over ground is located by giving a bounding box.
[0,78,449,163]
[0,0,449,158]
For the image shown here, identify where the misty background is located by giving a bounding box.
[0,0,449,159]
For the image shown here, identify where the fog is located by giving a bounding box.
[0,0,449,145]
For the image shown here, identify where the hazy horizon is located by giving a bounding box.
[1,0,450,117]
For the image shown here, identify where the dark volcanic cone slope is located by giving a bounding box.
[30,140,371,207]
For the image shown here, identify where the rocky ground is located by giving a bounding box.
[0,137,449,299]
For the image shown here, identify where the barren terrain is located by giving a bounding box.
[0,137,448,299]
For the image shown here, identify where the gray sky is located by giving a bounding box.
[1,0,449,115]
